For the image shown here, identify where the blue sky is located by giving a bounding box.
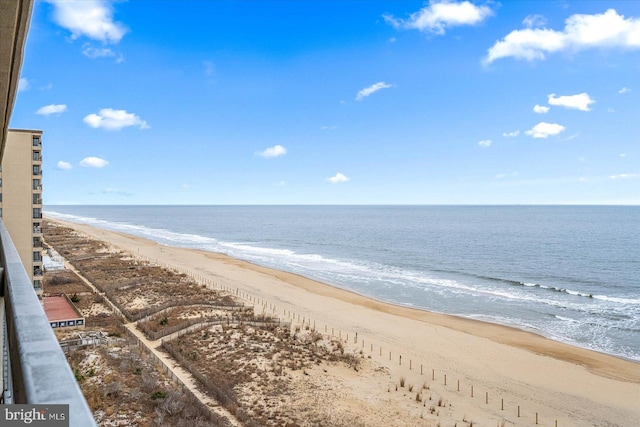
[10,0,640,205]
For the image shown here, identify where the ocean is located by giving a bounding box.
[44,205,640,362]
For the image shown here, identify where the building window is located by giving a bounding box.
[32,136,41,147]
[33,194,41,204]
[33,208,42,219]
[33,252,42,262]
[33,179,41,190]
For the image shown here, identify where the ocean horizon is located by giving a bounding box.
[44,205,640,362]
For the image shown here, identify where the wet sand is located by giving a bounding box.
[50,217,640,426]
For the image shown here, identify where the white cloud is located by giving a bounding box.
[620,153,627,158]
[607,107,616,113]
[533,104,549,114]
[57,161,72,170]
[502,130,520,137]
[477,139,491,148]
[525,122,566,138]
[321,125,337,130]
[18,78,29,92]
[79,157,109,168]
[203,60,216,77]
[384,1,493,35]
[327,172,349,184]
[610,173,638,180]
[182,183,189,189]
[523,14,547,29]
[548,93,595,111]
[18,77,29,92]
[36,104,68,116]
[257,145,287,158]
[618,86,631,94]
[82,44,116,59]
[356,82,393,101]
[496,172,519,179]
[102,188,132,196]
[484,9,640,64]
[84,108,149,130]
[45,0,127,43]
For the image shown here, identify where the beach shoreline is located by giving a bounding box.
[46,216,640,425]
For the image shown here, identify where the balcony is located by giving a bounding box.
[33,224,42,234]
[32,138,41,147]
[0,220,96,425]
[32,153,42,162]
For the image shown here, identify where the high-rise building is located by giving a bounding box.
[0,129,43,294]
[0,2,94,418]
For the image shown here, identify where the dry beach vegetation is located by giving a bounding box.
[43,218,640,426]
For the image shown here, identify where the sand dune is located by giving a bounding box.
[50,217,640,426]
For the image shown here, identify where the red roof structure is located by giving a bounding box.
[43,295,84,328]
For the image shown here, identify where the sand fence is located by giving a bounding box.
[134,252,566,427]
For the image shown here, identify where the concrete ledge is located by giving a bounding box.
[1,220,96,426]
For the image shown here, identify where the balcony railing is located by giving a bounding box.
[0,220,96,426]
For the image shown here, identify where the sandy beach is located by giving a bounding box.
[49,217,640,427]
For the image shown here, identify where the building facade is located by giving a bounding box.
[1,129,43,294]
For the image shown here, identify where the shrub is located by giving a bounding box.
[151,390,168,400]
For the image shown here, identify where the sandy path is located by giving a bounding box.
[121,323,241,427]
[55,247,241,426]
[51,218,640,426]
